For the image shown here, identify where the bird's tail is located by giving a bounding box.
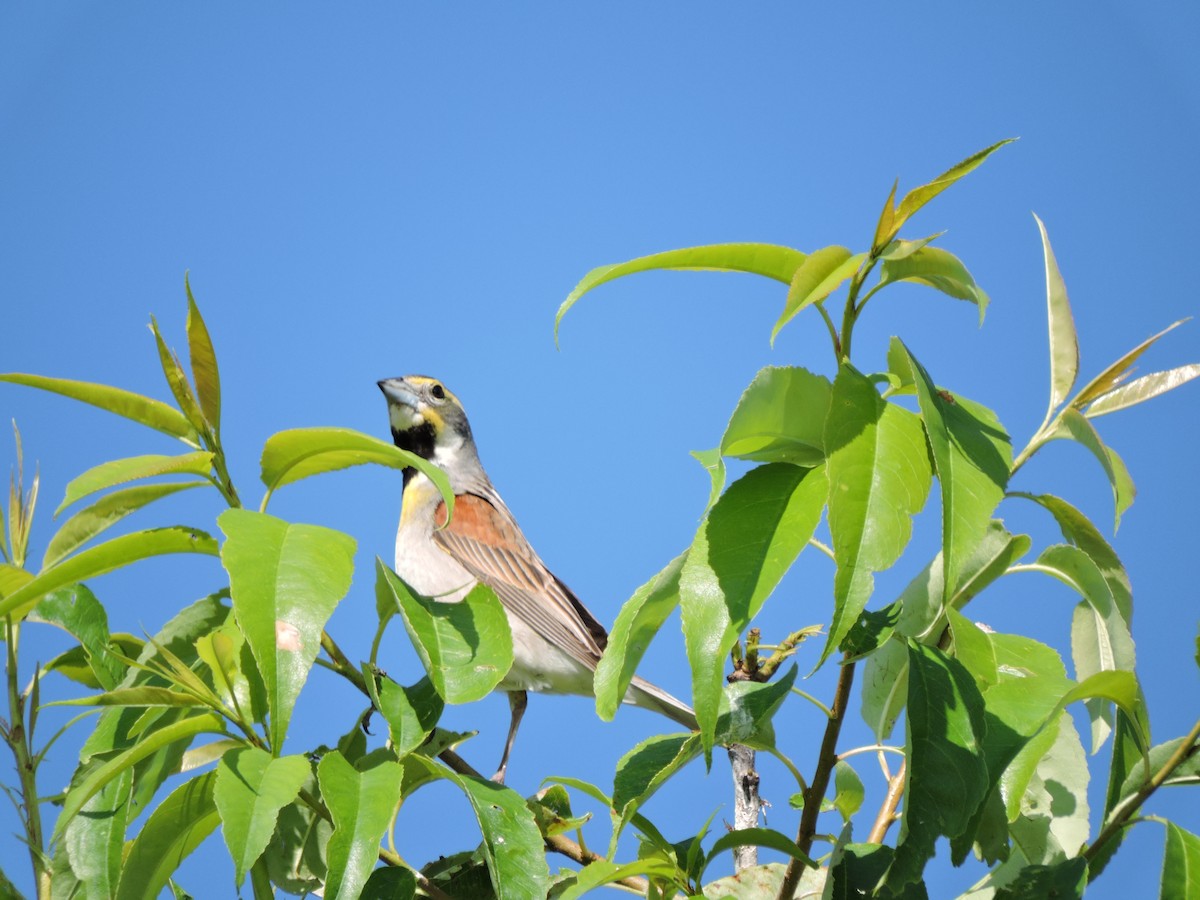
[626,675,699,732]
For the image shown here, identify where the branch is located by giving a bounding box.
[546,832,650,894]
[777,656,856,900]
[729,744,761,871]
[1083,717,1200,865]
[867,760,905,844]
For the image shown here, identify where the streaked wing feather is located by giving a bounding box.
[433,490,606,670]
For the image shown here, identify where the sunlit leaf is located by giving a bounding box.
[611,733,702,845]
[30,584,125,689]
[556,242,809,343]
[1035,215,1078,425]
[871,178,899,251]
[57,453,213,515]
[719,366,831,467]
[1048,407,1134,530]
[878,246,990,323]
[823,366,932,664]
[219,509,356,753]
[1086,363,1200,418]
[894,139,1015,227]
[771,247,864,344]
[150,316,208,435]
[63,768,132,900]
[1160,823,1200,900]
[318,750,404,900]
[0,373,197,443]
[700,828,815,882]
[185,279,222,433]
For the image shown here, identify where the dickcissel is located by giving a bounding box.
[379,375,697,782]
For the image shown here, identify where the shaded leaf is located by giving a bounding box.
[714,664,798,748]
[367,673,444,757]
[680,463,827,754]
[719,366,832,467]
[377,561,512,704]
[555,858,681,900]
[1049,407,1134,529]
[700,828,814,882]
[0,526,219,621]
[50,686,210,708]
[362,867,417,900]
[114,771,221,900]
[830,844,928,900]
[860,637,909,741]
[31,584,124,689]
[150,316,208,435]
[0,373,197,443]
[878,246,989,323]
[771,246,864,344]
[318,750,404,900]
[556,243,809,343]
[611,733,702,846]
[824,365,932,663]
[993,858,1087,900]
[185,280,222,433]
[1107,736,1200,826]
[219,509,356,752]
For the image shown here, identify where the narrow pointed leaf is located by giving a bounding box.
[63,768,132,900]
[0,373,197,442]
[880,233,944,261]
[185,281,222,432]
[612,733,702,843]
[872,178,899,251]
[1086,363,1200,418]
[878,246,990,323]
[0,526,219,621]
[594,552,686,721]
[114,771,221,900]
[57,452,214,515]
[823,366,932,664]
[219,509,356,752]
[899,344,1010,600]
[1072,318,1189,408]
[555,859,681,900]
[679,463,827,753]
[771,247,864,344]
[407,754,551,900]
[719,366,832,467]
[150,316,207,434]
[1161,824,1200,900]
[895,139,1015,224]
[700,828,815,881]
[50,686,210,708]
[556,243,808,342]
[44,481,206,568]
[215,748,311,888]
[260,427,452,507]
[1035,215,1078,423]
[1050,407,1135,529]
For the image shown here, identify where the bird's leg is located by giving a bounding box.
[492,690,528,784]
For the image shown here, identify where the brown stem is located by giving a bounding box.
[777,656,856,900]
[867,761,906,844]
[546,832,650,893]
[5,620,49,900]
[1083,717,1200,865]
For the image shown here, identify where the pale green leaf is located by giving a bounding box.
[556,859,681,900]
[878,246,990,323]
[44,481,207,568]
[185,280,222,433]
[50,686,209,708]
[832,760,865,822]
[556,243,809,343]
[680,463,827,753]
[872,178,899,251]
[214,748,311,887]
[0,526,219,621]
[771,246,865,344]
[219,509,356,752]
[150,316,208,434]
[1161,823,1200,900]
[895,139,1016,226]
[63,769,132,900]
[1049,407,1134,529]
[1086,363,1200,418]
[823,365,932,664]
[1035,215,1079,425]
[114,771,221,900]
[719,366,831,467]
[880,233,944,261]
[1071,318,1189,408]
[700,828,815,882]
[0,373,197,443]
[58,452,214,515]
[860,637,909,741]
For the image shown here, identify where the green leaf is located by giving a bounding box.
[898,344,1011,600]
[0,526,219,621]
[823,366,932,664]
[63,768,132,900]
[714,664,798,749]
[57,452,214,515]
[872,178,899,251]
[1086,363,1200,418]
[771,246,864,344]
[1106,736,1200,826]
[367,673,444,757]
[878,246,990,323]
[260,426,452,507]
[894,139,1015,228]
[526,784,592,838]
[30,584,124,689]
[266,779,332,895]
[594,552,686,722]
[316,750,404,900]
[150,316,208,435]
[880,233,944,261]
[56,711,226,843]
[556,859,682,900]
[1034,214,1079,426]
[829,844,928,900]
[219,509,356,752]
[611,733,702,847]
[832,760,865,822]
[699,828,814,882]
[214,748,311,887]
[556,242,809,343]
[44,481,207,568]
[860,637,909,741]
[1048,407,1134,529]
[50,686,210,708]
[679,463,827,753]
[407,755,551,900]
[362,867,417,900]
[377,561,513,704]
[0,373,197,443]
[1008,712,1090,865]
[1161,822,1200,899]
[185,280,222,433]
[885,643,988,890]
[1071,318,1189,409]
[993,858,1087,900]
[719,366,832,467]
[114,771,221,900]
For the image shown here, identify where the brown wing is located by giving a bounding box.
[433,491,607,669]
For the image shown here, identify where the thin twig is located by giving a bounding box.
[777,656,856,900]
[867,761,906,844]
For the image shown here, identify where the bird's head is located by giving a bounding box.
[377,375,475,466]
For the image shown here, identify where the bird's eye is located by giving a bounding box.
[430,384,445,400]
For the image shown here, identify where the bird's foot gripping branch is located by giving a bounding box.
[2,143,1200,899]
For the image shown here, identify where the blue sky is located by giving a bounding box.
[2,3,1198,897]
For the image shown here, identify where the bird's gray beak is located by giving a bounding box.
[377,378,420,409]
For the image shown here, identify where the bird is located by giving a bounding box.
[378,375,697,782]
